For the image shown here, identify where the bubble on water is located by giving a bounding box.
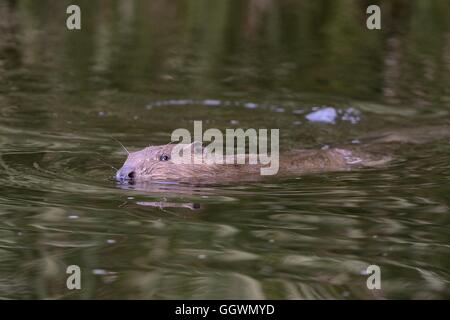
[230,120,239,125]
[68,215,79,219]
[341,107,361,124]
[244,102,258,109]
[305,106,361,124]
[106,239,116,244]
[203,99,221,106]
[198,254,207,260]
[98,111,106,117]
[92,269,108,275]
[306,106,337,123]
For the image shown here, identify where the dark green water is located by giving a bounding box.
[1,0,450,299]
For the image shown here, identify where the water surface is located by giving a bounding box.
[0,0,450,299]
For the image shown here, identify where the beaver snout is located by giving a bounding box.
[116,166,136,181]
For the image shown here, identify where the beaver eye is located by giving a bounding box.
[159,154,170,161]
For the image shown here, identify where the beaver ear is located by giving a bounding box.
[182,141,203,155]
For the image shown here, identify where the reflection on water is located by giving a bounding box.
[0,0,450,299]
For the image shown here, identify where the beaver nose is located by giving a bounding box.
[116,167,136,181]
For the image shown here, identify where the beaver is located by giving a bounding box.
[115,125,450,184]
[115,142,391,184]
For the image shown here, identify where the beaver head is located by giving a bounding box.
[116,143,222,183]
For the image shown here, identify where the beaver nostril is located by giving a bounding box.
[128,171,135,179]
